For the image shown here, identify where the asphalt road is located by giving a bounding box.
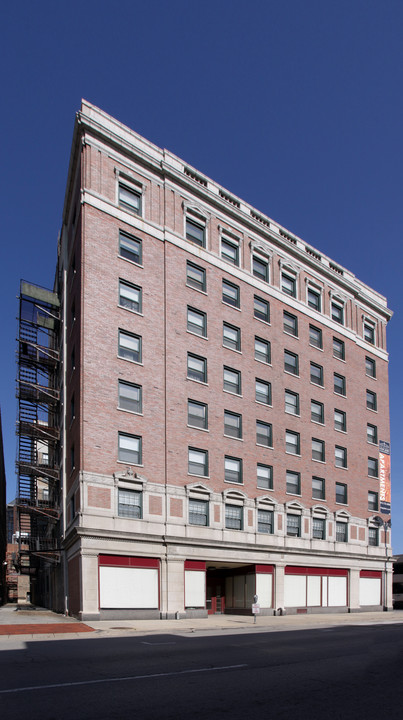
[1,624,403,720]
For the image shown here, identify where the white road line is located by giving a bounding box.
[0,664,248,695]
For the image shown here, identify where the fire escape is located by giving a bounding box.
[16,282,61,583]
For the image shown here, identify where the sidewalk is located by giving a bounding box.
[1,604,402,640]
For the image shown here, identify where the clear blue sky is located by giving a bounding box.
[1,1,402,547]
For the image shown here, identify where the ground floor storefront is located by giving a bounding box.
[64,536,392,620]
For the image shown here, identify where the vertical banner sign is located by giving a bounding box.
[379,441,391,514]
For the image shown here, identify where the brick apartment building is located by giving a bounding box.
[22,101,393,619]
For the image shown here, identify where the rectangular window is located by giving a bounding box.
[223,367,241,395]
[311,400,324,424]
[189,498,209,526]
[286,470,301,495]
[334,373,346,396]
[312,476,325,500]
[119,231,142,265]
[187,307,207,337]
[223,323,241,351]
[255,379,272,405]
[367,424,378,444]
[309,325,323,349]
[186,217,205,247]
[365,357,376,378]
[256,420,272,447]
[255,337,271,363]
[221,237,239,265]
[186,261,206,292]
[307,287,321,311]
[118,330,142,363]
[188,447,208,476]
[285,390,299,415]
[335,446,347,468]
[336,522,347,542]
[368,527,379,546]
[225,504,243,530]
[334,409,346,432]
[335,482,347,505]
[258,509,274,534]
[282,272,296,298]
[119,280,142,313]
[364,323,375,345]
[366,390,377,411]
[333,337,345,360]
[118,433,142,464]
[118,489,142,519]
[312,438,325,462]
[188,400,208,429]
[254,295,270,322]
[222,279,240,308]
[331,301,344,325]
[118,380,142,413]
[313,518,326,540]
[287,514,301,537]
[368,491,379,512]
[118,182,142,215]
[368,457,378,477]
[286,431,300,455]
[257,464,273,490]
[187,353,207,383]
[253,255,269,282]
[225,456,243,484]
[283,311,298,337]
[224,411,242,439]
[284,350,299,375]
[310,362,323,386]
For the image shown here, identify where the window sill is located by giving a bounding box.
[188,472,210,479]
[284,370,300,378]
[118,305,143,317]
[286,492,302,497]
[254,317,271,326]
[224,434,243,442]
[285,451,301,457]
[285,411,301,417]
[117,461,143,467]
[366,407,378,414]
[186,377,208,386]
[118,254,143,269]
[224,479,244,485]
[311,419,325,426]
[222,301,241,312]
[335,465,348,471]
[188,424,209,432]
[311,382,324,389]
[223,389,242,398]
[255,400,272,408]
[309,344,324,352]
[333,392,346,399]
[186,283,207,295]
[255,358,272,366]
[256,442,273,450]
[335,428,347,434]
[222,345,242,354]
[257,485,274,492]
[117,356,143,366]
[312,458,326,464]
[334,356,346,363]
[283,331,299,339]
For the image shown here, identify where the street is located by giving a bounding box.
[1,623,403,719]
